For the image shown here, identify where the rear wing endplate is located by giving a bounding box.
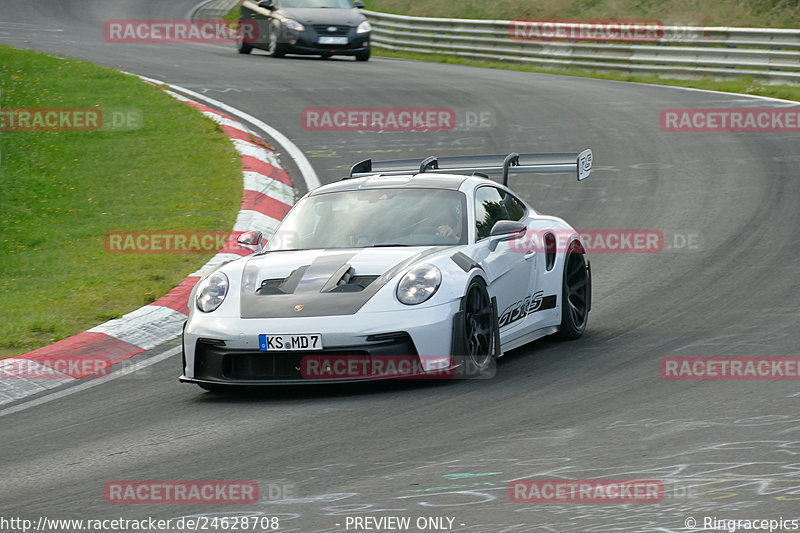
[347,149,592,185]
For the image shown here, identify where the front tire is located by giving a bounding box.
[268,26,288,57]
[236,21,253,54]
[355,46,370,61]
[558,241,590,339]
[461,279,496,372]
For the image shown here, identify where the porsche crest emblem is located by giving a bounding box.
[294,305,304,312]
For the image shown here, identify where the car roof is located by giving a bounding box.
[309,173,473,195]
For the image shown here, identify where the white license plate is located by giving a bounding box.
[259,334,322,351]
[318,36,348,45]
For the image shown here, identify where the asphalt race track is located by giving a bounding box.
[1,1,799,531]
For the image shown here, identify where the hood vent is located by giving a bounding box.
[255,265,378,295]
[255,266,308,295]
[327,266,378,293]
[256,278,285,295]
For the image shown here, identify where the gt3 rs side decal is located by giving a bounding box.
[498,291,557,328]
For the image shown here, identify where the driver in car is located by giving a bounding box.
[436,202,462,240]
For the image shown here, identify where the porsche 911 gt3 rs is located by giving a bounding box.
[181,150,593,388]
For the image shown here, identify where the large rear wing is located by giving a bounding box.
[347,149,592,186]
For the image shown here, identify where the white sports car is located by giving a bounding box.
[181,150,593,389]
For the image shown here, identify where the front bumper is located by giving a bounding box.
[282,27,369,55]
[180,333,460,385]
[181,301,460,385]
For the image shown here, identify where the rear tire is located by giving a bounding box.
[558,241,590,339]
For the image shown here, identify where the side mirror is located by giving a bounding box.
[258,0,276,10]
[353,0,365,7]
[237,230,263,253]
[490,220,526,237]
[488,220,526,251]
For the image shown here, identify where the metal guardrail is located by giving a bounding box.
[362,9,800,84]
[193,0,239,19]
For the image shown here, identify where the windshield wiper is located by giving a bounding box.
[367,243,412,247]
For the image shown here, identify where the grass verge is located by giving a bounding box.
[0,45,242,357]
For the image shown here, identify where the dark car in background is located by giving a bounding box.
[236,0,371,60]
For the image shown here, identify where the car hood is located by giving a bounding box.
[280,7,364,27]
[239,247,443,318]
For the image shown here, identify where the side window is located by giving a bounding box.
[474,187,528,240]
[503,192,526,221]
[475,186,509,240]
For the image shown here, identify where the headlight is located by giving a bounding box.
[356,20,371,33]
[396,264,441,305]
[283,19,305,32]
[195,272,229,313]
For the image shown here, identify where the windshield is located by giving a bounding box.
[266,188,468,251]
[278,0,353,8]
